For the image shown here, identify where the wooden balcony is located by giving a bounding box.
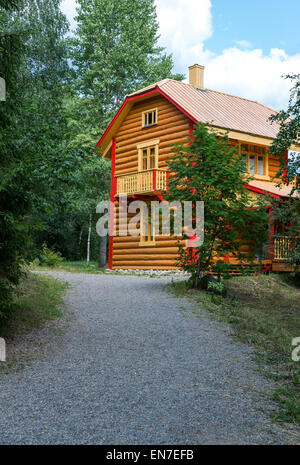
[115,169,168,196]
[273,235,299,261]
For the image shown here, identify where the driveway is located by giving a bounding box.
[0,272,297,444]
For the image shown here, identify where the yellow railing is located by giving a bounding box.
[273,235,299,261]
[115,169,168,195]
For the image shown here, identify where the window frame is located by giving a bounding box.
[142,108,158,128]
[240,143,269,180]
[137,139,159,172]
[139,201,156,247]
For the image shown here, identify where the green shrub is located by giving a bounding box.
[208,280,226,295]
[41,244,63,267]
[28,258,40,269]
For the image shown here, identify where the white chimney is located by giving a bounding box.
[188,64,204,89]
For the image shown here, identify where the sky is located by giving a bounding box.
[60,0,300,110]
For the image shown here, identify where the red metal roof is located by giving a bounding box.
[129,79,281,139]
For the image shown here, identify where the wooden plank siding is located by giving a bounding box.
[112,95,190,269]
[268,152,281,180]
[113,198,186,269]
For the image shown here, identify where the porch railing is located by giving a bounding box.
[273,235,299,261]
[115,169,168,195]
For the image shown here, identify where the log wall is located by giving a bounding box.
[112,94,190,269]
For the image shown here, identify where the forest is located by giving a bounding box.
[0,0,183,317]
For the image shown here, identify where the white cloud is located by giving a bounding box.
[61,0,300,110]
[205,47,300,110]
[155,0,299,110]
[155,0,213,68]
[234,40,252,49]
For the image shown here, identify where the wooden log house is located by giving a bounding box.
[96,65,300,271]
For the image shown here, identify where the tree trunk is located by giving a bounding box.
[98,235,107,268]
[87,215,92,264]
[78,226,83,245]
[195,255,202,289]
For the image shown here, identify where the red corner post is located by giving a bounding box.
[108,138,116,269]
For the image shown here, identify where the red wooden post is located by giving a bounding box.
[153,169,157,192]
[108,137,116,269]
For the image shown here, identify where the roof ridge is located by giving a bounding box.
[127,78,171,97]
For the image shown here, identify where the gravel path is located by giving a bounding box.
[0,272,298,445]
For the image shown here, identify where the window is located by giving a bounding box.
[139,202,155,246]
[137,139,159,171]
[142,108,158,128]
[141,146,156,170]
[241,144,269,178]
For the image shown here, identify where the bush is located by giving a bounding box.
[208,280,226,296]
[28,258,40,269]
[41,244,64,267]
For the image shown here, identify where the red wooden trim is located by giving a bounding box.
[96,85,196,150]
[153,169,157,191]
[245,184,281,199]
[166,170,169,192]
[108,137,116,269]
[127,88,159,102]
[96,88,160,148]
[154,192,165,201]
[157,87,197,124]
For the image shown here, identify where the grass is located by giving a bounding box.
[0,272,67,372]
[0,273,67,336]
[35,260,108,274]
[171,273,300,425]
[33,260,170,276]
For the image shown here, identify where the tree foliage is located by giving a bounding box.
[269,74,300,272]
[166,123,269,287]
[0,0,71,320]
[68,0,184,147]
[269,74,300,190]
[0,0,27,319]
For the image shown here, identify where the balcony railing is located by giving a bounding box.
[273,235,299,261]
[115,169,168,195]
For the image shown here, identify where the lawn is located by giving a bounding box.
[171,273,300,425]
[0,272,67,372]
[34,260,107,274]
